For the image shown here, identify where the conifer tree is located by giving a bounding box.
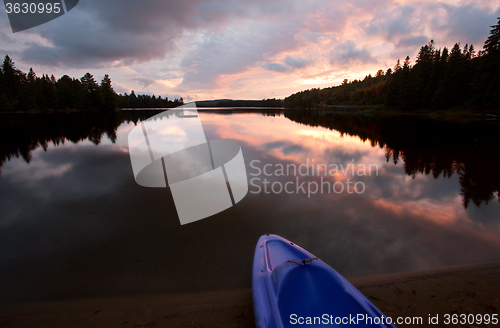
[100,74,118,111]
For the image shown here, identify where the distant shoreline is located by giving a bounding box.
[122,106,285,111]
[286,106,500,122]
[1,107,499,123]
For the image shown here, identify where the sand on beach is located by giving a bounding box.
[1,262,499,328]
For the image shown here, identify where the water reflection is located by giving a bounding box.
[0,110,499,303]
[285,110,500,209]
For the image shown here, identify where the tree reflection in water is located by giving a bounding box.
[1,109,499,210]
[285,109,500,209]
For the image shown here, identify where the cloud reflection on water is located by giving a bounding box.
[0,111,499,303]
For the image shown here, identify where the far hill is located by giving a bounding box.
[195,99,283,108]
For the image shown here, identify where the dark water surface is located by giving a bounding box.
[1,109,499,303]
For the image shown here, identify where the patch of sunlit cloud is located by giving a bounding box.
[159,78,183,89]
[301,76,342,85]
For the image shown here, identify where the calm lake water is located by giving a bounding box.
[1,109,499,303]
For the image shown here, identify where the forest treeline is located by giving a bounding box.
[214,99,282,107]
[119,91,183,109]
[0,57,184,112]
[194,98,283,107]
[285,17,500,111]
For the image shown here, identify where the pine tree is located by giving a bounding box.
[2,55,22,106]
[100,74,118,111]
[80,73,100,110]
[470,17,500,109]
[20,68,37,111]
[394,59,402,72]
[484,17,500,56]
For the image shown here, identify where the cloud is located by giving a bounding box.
[2,0,499,99]
[178,20,300,89]
[263,63,290,73]
[284,56,310,69]
[365,2,499,50]
[365,5,418,42]
[18,1,191,67]
[263,56,312,73]
[133,78,156,87]
[17,0,288,68]
[433,4,499,46]
[395,36,429,49]
[329,40,377,67]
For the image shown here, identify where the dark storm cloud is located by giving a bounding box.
[19,0,202,66]
[329,40,377,67]
[18,0,286,68]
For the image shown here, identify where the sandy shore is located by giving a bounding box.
[1,262,499,328]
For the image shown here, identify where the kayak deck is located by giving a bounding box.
[252,234,396,328]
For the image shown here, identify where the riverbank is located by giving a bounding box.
[372,107,500,122]
[1,262,499,328]
[2,106,499,124]
[287,105,500,122]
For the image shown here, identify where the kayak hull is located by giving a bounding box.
[252,234,396,328]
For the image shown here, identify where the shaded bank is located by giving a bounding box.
[285,109,500,209]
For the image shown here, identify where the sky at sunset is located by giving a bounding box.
[1,0,499,101]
